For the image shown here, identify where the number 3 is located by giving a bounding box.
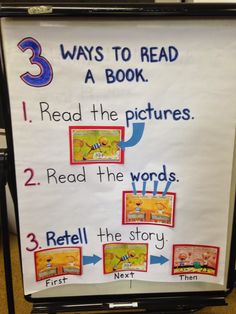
[18,37,53,87]
[26,233,39,252]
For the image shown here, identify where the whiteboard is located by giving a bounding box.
[1,16,236,299]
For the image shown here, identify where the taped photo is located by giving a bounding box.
[123,191,176,227]
[69,126,125,164]
[103,242,148,274]
[172,244,220,276]
[35,247,82,281]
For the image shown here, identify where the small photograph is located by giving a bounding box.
[69,126,125,164]
[123,191,176,227]
[103,243,148,274]
[35,247,82,281]
[172,244,220,276]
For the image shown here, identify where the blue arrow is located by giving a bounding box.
[83,255,102,265]
[142,181,147,196]
[162,181,172,197]
[132,181,137,195]
[150,255,169,265]
[153,180,159,196]
[118,123,145,150]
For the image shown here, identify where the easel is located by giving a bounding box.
[0,149,15,314]
[30,297,227,314]
[0,2,236,314]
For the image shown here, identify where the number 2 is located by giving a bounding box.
[18,37,53,87]
[24,168,37,186]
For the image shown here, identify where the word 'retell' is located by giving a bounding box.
[46,228,88,246]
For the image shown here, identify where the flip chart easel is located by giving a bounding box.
[0,150,15,314]
[0,2,236,314]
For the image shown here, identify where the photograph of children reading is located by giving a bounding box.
[123,191,176,227]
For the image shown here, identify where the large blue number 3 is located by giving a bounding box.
[18,37,53,87]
